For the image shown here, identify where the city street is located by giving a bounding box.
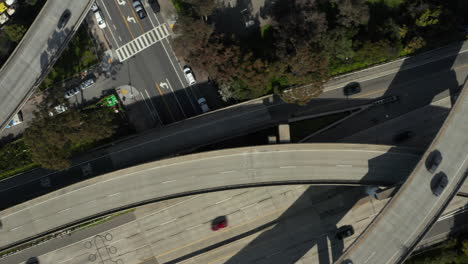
[95,0,202,124]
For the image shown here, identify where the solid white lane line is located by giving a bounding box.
[166,78,187,118]
[337,165,353,168]
[280,166,296,169]
[220,170,236,174]
[107,192,120,197]
[144,89,162,123]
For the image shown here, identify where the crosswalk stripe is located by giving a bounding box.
[162,24,169,36]
[115,24,171,62]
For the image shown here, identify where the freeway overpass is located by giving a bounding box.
[336,73,468,263]
[0,0,94,130]
[0,144,422,251]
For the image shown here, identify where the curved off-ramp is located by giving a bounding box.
[0,0,94,130]
[0,144,421,251]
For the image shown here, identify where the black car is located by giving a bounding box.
[343,82,361,96]
[149,0,161,13]
[132,0,147,19]
[26,257,39,264]
[426,150,442,173]
[393,131,414,143]
[431,172,448,196]
[336,225,354,239]
[58,10,71,29]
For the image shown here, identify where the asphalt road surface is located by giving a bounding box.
[96,0,201,124]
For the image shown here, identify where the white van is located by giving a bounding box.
[94,10,106,29]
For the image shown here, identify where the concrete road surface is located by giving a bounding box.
[0,144,421,251]
[0,0,94,130]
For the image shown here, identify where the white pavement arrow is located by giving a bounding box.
[127,16,136,23]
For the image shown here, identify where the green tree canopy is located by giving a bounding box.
[3,24,27,42]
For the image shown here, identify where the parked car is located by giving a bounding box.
[425,150,442,173]
[393,131,414,143]
[79,78,95,90]
[64,87,80,99]
[5,111,23,128]
[198,97,210,113]
[336,225,354,240]
[211,216,228,231]
[94,10,106,29]
[132,0,147,19]
[48,104,68,117]
[148,0,160,13]
[431,172,448,196]
[57,10,71,29]
[183,66,196,85]
[343,82,361,96]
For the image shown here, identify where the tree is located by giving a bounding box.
[333,0,370,28]
[25,0,39,6]
[3,24,27,42]
[415,7,442,27]
[185,0,218,17]
[24,108,118,170]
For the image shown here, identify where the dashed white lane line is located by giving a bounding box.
[162,180,177,184]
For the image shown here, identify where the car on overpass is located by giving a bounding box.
[425,150,443,173]
[431,172,448,196]
[211,216,228,231]
[57,10,71,29]
[343,82,361,96]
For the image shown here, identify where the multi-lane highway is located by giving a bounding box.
[0,144,422,251]
[336,66,468,263]
[0,0,94,130]
[4,186,466,264]
[95,0,202,124]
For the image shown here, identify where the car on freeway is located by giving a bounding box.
[94,10,107,29]
[336,225,354,240]
[343,82,361,96]
[426,150,442,173]
[431,172,448,196]
[132,0,147,19]
[58,10,71,29]
[183,66,196,85]
[198,97,210,113]
[393,131,414,143]
[64,86,80,99]
[211,216,228,231]
[26,257,39,264]
[79,78,95,90]
[148,0,161,13]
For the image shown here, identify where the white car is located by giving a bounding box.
[94,10,106,29]
[64,87,80,99]
[197,97,210,113]
[48,104,68,117]
[79,78,95,90]
[183,66,196,85]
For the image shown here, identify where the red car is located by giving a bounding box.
[211,216,228,231]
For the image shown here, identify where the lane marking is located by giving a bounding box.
[162,180,176,184]
[215,197,232,204]
[144,89,162,123]
[166,78,187,118]
[112,0,135,39]
[98,0,120,48]
[160,218,177,226]
[155,82,176,122]
[107,192,120,197]
[220,170,235,174]
[280,166,296,169]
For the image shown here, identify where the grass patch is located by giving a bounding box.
[0,139,38,181]
[290,112,350,142]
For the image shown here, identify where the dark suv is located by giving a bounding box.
[336,225,354,239]
[343,82,361,96]
[149,0,161,13]
[426,150,442,173]
[431,172,448,196]
[58,10,71,29]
